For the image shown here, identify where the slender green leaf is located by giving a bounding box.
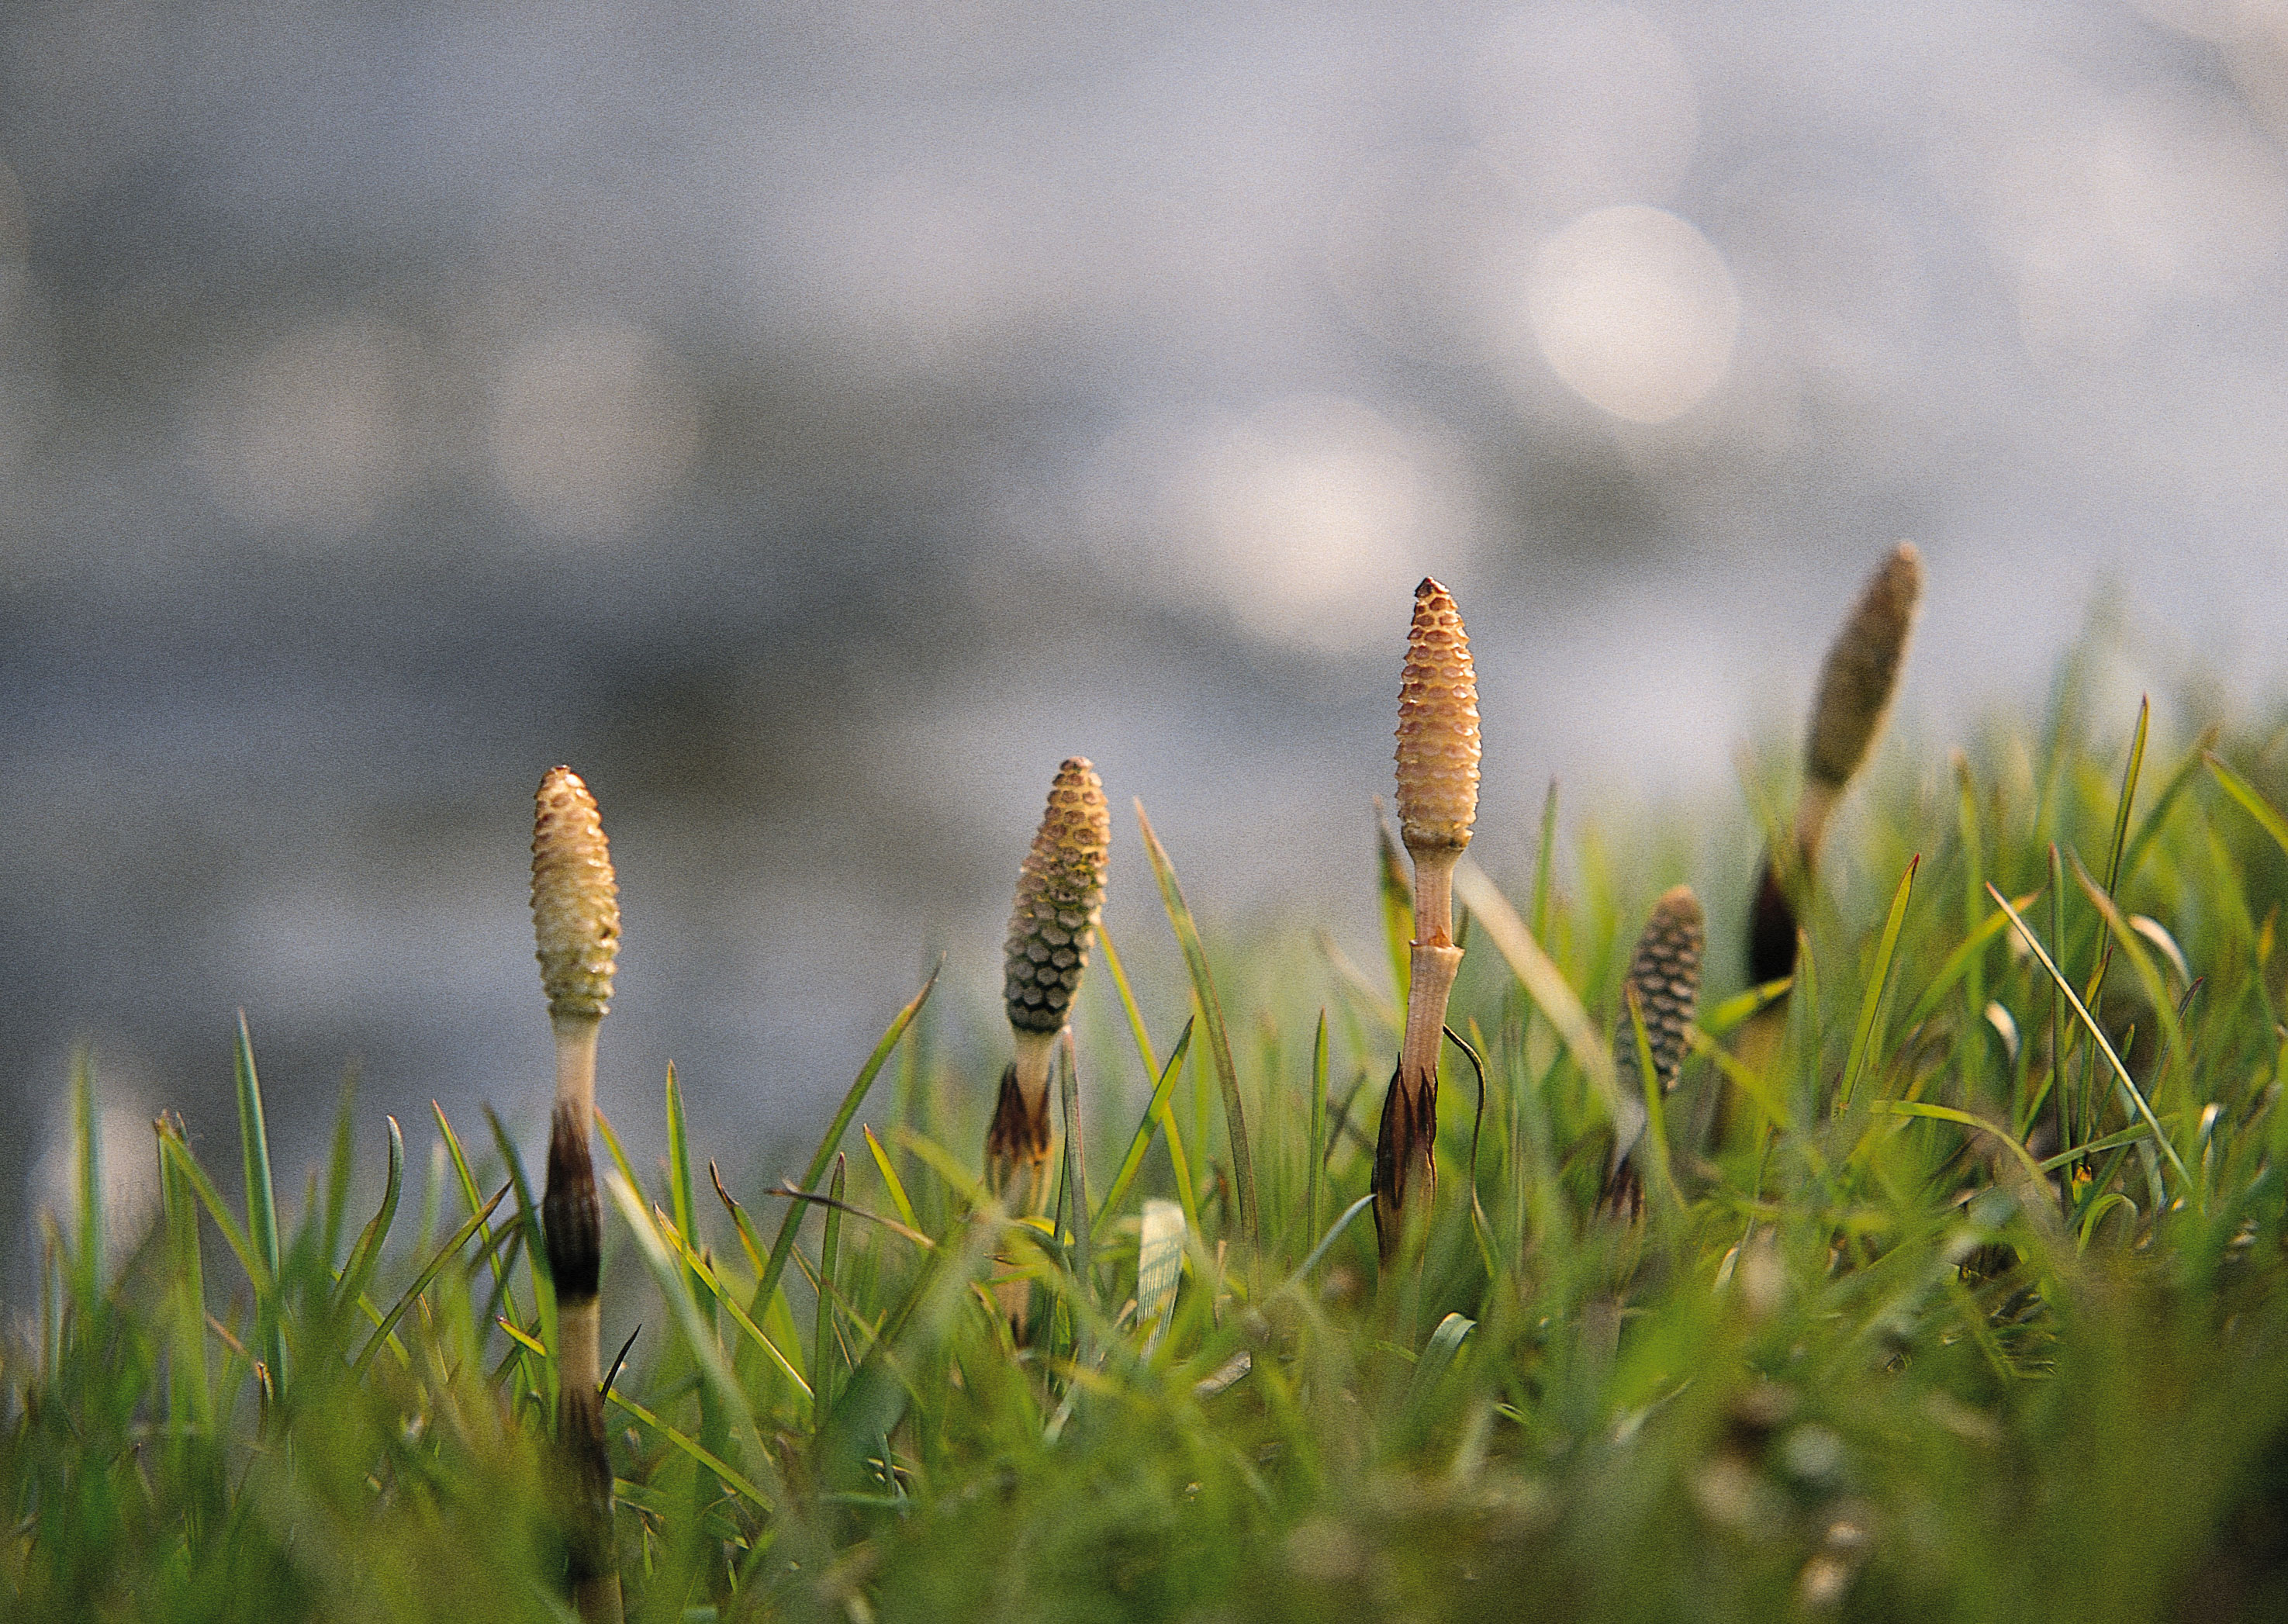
[233,1013,285,1401]
[351,1183,509,1375]
[1135,800,1258,1245]
[1989,883,2195,1203]
[1835,854,1918,1114]
[751,962,939,1326]
[1094,1018,1195,1231]
[1452,859,1620,1118]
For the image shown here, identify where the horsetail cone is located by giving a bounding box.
[1802,542,1922,814]
[1395,578,1481,867]
[1002,757,1111,1041]
[989,758,1109,1210]
[1599,886,1705,1219]
[1375,578,1479,1263]
[533,767,620,1023]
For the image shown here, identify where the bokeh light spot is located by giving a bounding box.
[490,322,701,538]
[1525,206,1740,424]
[192,321,413,533]
[1160,396,1476,653]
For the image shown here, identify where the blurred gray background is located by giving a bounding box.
[5,0,2287,1273]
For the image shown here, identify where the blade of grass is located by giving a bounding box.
[1094,1018,1195,1231]
[1135,801,1258,1246]
[750,962,939,1325]
[672,1188,814,1398]
[321,1061,360,1270]
[2207,750,2288,862]
[157,1122,265,1297]
[1452,859,1620,1118]
[1905,895,2033,1030]
[1626,987,1683,1215]
[604,1174,762,1443]
[607,1388,774,1511]
[334,1116,403,1315]
[70,1047,101,1312]
[1281,1194,1376,1291]
[1700,978,1793,1040]
[351,1183,509,1375]
[1374,798,1414,1006]
[431,1101,517,1325]
[1096,921,1162,1080]
[665,1063,705,1310]
[1867,1101,2048,1186]
[1834,855,1919,1114]
[2113,727,2216,889]
[482,1105,556,1413]
[1989,883,2195,1203]
[2104,698,2150,896]
[1306,1011,1328,1246]
[156,1116,213,1435]
[232,1013,285,1403]
[815,1155,845,1431]
[863,1125,920,1233]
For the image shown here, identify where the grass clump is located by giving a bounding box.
[14,596,2288,1622]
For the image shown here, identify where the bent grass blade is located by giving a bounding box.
[1987,883,2194,1204]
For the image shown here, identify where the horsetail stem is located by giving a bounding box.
[1374,578,1479,1263]
[1598,885,1705,1219]
[1749,544,1926,977]
[531,765,621,1624]
[987,758,1109,1212]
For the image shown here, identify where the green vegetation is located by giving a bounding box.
[14,649,2288,1622]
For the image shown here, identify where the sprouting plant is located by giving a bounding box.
[1598,884,1705,1221]
[531,765,624,1624]
[987,756,1111,1215]
[1373,577,1480,1265]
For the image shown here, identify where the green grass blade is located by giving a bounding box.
[351,1182,508,1375]
[606,1388,774,1510]
[430,1101,517,1329]
[1904,893,2031,1031]
[157,1118,265,1297]
[603,1173,759,1437]
[1135,800,1259,1246]
[1306,1010,1328,1246]
[1096,921,1163,1080]
[232,1013,285,1401]
[2115,727,2216,888]
[2103,696,2150,896]
[1531,778,1560,942]
[334,1115,404,1315]
[1282,1194,1375,1291]
[1374,798,1413,1006]
[1834,854,1919,1114]
[1452,859,1620,1118]
[321,1061,360,1270]
[750,962,939,1326]
[155,1116,213,1433]
[1699,978,1792,1040]
[69,1046,101,1312]
[816,1154,846,1431]
[1094,1017,1194,1230]
[482,1105,555,1406]
[1866,1101,2048,1185]
[2069,853,2194,1093]
[1988,883,2195,1204]
[1405,1311,1474,1411]
[1626,988,1681,1215]
[2206,750,2288,862]
[665,1062,704,1308]
[863,1125,920,1232]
